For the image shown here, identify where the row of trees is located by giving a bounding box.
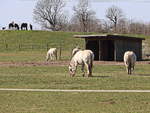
[33,0,150,35]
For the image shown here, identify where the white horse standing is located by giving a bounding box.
[69,50,94,77]
[46,48,57,61]
[124,51,136,75]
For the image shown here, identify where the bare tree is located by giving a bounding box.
[106,5,124,32]
[33,0,66,31]
[117,18,128,33]
[72,0,96,32]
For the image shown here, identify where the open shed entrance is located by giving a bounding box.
[74,34,145,61]
[100,40,114,61]
[86,40,114,61]
[86,40,99,60]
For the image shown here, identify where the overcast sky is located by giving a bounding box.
[0,0,150,29]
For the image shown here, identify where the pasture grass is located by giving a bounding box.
[0,91,150,113]
[0,30,149,51]
[0,30,85,51]
[0,50,73,62]
[0,30,150,61]
[0,51,48,62]
[0,64,150,90]
[0,64,150,113]
[0,30,86,60]
[0,31,150,113]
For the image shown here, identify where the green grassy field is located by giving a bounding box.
[0,30,85,51]
[0,64,150,90]
[0,91,150,113]
[0,31,150,113]
[0,30,87,60]
[0,64,150,113]
[0,30,149,61]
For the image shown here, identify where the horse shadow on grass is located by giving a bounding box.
[73,74,111,78]
[134,74,150,76]
[92,75,111,78]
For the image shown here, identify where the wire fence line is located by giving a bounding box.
[0,41,78,50]
[0,43,57,50]
[0,42,77,60]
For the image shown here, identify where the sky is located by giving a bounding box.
[0,0,150,30]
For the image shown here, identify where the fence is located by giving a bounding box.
[0,43,78,60]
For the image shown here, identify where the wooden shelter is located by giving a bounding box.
[74,34,145,61]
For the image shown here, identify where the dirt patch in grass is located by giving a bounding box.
[100,99,116,105]
[0,61,68,67]
[0,61,149,67]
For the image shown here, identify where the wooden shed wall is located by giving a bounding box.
[83,36,143,61]
[115,40,142,61]
[85,39,100,60]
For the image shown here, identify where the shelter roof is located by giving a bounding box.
[74,34,145,41]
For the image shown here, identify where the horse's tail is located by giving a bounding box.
[55,49,57,60]
[90,53,94,69]
[129,61,132,70]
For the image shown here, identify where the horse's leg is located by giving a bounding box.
[55,52,57,60]
[88,63,93,77]
[88,65,92,77]
[89,60,93,77]
[132,63,135,71]
[132,66,134,70]
[81,64,85,77]
[53,54,55,60]
[53,54,55,61]
[51,54,53,60]
[46,54,50,61]
[129,67,132,75]
[89,65,92,77]
[126,67,128,74]
[85,63,90,77]
[127,66,131,75]
[50,54,52,61]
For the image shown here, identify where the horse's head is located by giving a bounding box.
[68,64,76,77]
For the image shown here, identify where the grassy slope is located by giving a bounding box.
[0,30,149,51]
[0,30,87,60]
[0,30,149,61]
[0,30,86,51]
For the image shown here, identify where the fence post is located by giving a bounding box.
[5,44,8,50]
[46,43,49,51]
[59,45,62,60]
[31,45,33,50]
[18,44,21,51]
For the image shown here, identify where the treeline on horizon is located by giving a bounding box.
[32,0,150,36]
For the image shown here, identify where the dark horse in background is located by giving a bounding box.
[29,24,33,30]
[14,23,19,30]
[9,23,19,30]
[21,23,28,30]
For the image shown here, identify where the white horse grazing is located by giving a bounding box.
[46,48,57,61]
[69,50,94,77]
[72,47,81,56]
[124,51,136,75]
